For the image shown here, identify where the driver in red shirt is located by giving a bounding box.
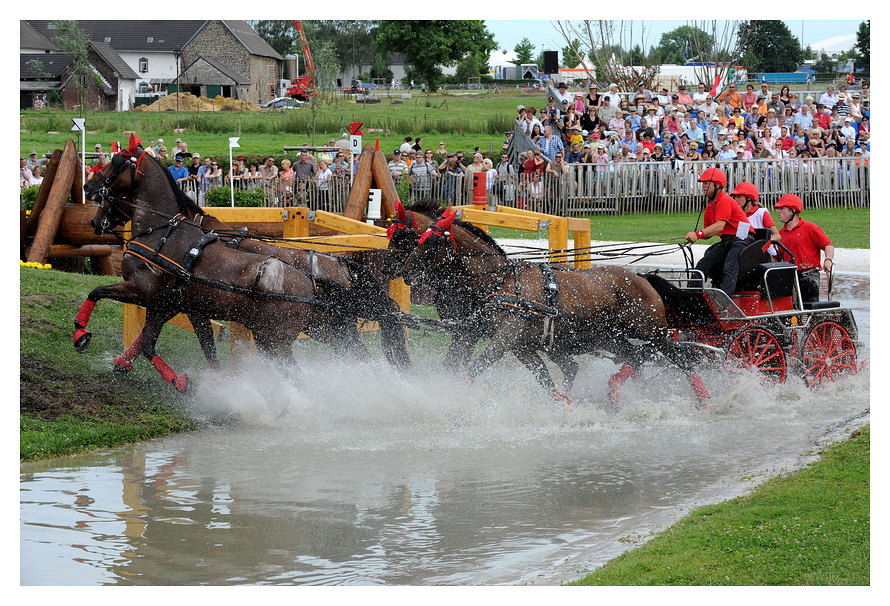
[684,168,754,294]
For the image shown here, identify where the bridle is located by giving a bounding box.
[88,150,144,234]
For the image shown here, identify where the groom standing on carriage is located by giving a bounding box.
[683,168,754,295]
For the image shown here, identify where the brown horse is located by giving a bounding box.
[78,143,407,391]
[391,206,710,405]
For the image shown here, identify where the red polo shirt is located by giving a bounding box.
[778,219,832,271]
[704,190,753,238]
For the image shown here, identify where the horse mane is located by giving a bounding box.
[405,198,442,218]
[453,219,507,257]
[146,154,206,217]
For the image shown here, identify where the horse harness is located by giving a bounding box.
[484,263,561,349]
[124,213,330,307]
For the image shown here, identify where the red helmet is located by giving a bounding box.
[775,193,803,213]
[697,167,727,188]
[729,181,759,202]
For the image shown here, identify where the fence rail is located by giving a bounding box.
[183,157,869,216]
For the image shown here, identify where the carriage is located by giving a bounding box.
[642,235,858,389]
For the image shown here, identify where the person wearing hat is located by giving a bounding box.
[388,149,408,178]
[635,80,653,101]
[774,194,834,303]
[26,150,47,172]
[834,93,850,118]
[584,84,601,109]
[729,182,780,255]
[603,82,622,105]
[167,154,190,185]
[554,82,573,105]
[684,167,754,295]
[840,117,857,143]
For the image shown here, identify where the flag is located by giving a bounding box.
[709,74,723,98]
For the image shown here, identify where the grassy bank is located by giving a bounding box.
[20,267,203,461]
[570,425,870,585]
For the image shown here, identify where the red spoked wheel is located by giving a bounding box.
[800,321,858,389]
[725,327,787,384]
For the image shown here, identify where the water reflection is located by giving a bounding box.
[21,291,870,586]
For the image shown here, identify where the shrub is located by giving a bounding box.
[21,186,40,211]
[203,186,266,207]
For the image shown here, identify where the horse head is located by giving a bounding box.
[383,200,432,281]
[85,134,144,234]
[396,207,459,286]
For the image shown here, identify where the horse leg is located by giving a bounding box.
[73,280,147,353]
[442,332,479,372]
[111,332,143,373]
[190,314,222,371]
[545,348,579,393]
[514,348,575,406]
[139,307,189,393]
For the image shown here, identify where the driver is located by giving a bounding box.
[684,167,754,295]
[773,194,834,303]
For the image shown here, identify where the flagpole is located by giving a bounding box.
[228,137,240,207]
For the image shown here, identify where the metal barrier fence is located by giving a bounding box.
[182,157,869,215]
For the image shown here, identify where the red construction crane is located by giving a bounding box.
[285,20,317,101]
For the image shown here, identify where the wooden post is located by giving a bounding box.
[342,144,376,221]
[371,150,399,219]
[26,140,79,265]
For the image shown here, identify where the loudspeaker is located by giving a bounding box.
[543,51,558,74]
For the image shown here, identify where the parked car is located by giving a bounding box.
[263,97,304,109]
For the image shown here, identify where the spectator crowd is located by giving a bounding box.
[21,79,869,213]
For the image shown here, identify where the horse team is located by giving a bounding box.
[76,136,711,407]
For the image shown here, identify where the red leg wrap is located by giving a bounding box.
[75,299,96,328]
[608,364,636,388]
[551,389,576,408]
[688,374,711,406]
[208,359,223,371]
[122,333,144,361]
[150,355,178,384]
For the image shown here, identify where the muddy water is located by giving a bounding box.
[21,284,869,586]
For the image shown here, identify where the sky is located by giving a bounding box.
[484,20,862,57]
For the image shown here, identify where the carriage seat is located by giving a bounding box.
[804,299,841,310]
[734,239,772,292]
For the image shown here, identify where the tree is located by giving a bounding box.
[655,25,714,64]
[50,20,99,114]
[737,21,803,73]
[855,21,869,69]
[561,39,582,68]
[252,20,298,57]
[512,37,536,66]
[375,20,497,90]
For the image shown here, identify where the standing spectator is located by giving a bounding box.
[28,165,44,187]
[399,137,413,154]
[774,194,834,303]
[407,150,436,199]
[439,155,463,204]
[537,126,565,162]
[495,152,515,199]
[564,141,583,163]
[554,82,573,105]
[435,141,448,158]
[168,156,190,186]
[388,150,408,178]
[227,156,246,186]
[293,149,317,203]
[482,158,498,199]
[259,156,279,204]
[314,160,332,210]
[20,158,33,188]
[278,158,295,205]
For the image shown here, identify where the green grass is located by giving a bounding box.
[20,267,203,461]
[570,425,869,585]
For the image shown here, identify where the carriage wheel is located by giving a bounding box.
[725,327,788,384]
[800,321,858,389]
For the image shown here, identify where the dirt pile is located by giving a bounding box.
[135,92,260,112]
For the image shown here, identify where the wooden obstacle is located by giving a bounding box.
[22,139,116,274]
